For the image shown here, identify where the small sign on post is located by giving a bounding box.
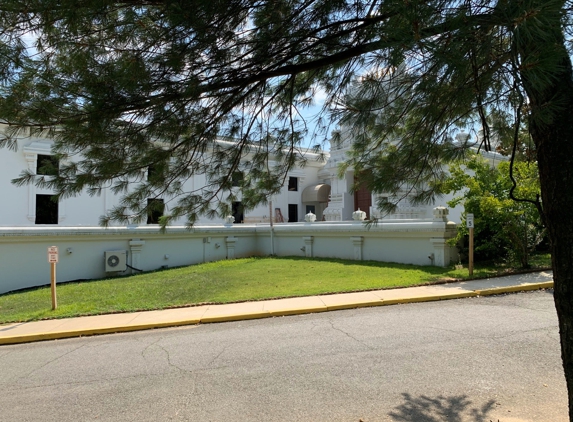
[47,246,58,310]
[466,213,474,229]
[48,246,59,264]
[466,214,474,276]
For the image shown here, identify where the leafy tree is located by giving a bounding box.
[443,153,544,268]
[2,0,573,417]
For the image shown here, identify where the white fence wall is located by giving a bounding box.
[0,220,457,294]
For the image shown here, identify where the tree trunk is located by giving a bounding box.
[536,104,573,421]
[518,3,573,419]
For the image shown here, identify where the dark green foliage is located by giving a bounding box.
[442,154,544,268]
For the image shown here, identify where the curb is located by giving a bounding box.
[381,291,479,306]
[201,311,271,323]
[475,281,554,297]
[0,320,204,345]
[323,300,383,311]
[0,281,554,346]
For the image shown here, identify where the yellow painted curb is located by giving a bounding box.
[268,307,328,317]
[200,312,271,323]
[324,301,383,311]
[475,281,553,297]
[381,292,478,306]
[0,320,202,345]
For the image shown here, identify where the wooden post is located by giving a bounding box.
[466,214,474,277]
[469,227,474,277]
[47,245,59,310]
[269,200,275,255]
[50,262,57,310]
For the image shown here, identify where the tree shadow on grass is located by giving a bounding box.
[388,393,497,422]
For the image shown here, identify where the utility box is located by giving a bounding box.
[104,250,127,272]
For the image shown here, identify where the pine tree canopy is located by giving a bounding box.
[0,0,570,224]
[6,1,573,417]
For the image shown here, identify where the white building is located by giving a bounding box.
[0,135,328,227]
[1,129,508,293]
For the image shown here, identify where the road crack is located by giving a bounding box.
[22,344,86,379]
[327,318,373,350]
[206,345,229,367]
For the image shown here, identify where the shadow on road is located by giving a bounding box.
[388,393,497,422]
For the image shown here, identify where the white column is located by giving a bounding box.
[351,236,363,260]
[430,238,449,267]
[129,239,146,273]
[58,198,67,223]
[226,236,237,259]
[303,236,314,258]
[24,153,36,222]
[103,185,111,216]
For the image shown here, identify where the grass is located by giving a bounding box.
[0,254,552,324]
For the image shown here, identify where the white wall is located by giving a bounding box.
[0,218,457,294]
[1,140,37,226]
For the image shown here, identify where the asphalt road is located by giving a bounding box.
[0,290,567,422]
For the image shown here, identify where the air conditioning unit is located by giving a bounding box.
[104,250,127,272]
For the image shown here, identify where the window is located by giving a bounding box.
[232,201,244,224]
[147,164,165,183]
[36,155,58,176]
[305,205,315,214]
[288,204,298,222]
[146,198,165,224]
[232,171,243,187]
[35,194,58,224]
[288,176,298,191]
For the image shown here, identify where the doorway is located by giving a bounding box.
[288,204,298,222]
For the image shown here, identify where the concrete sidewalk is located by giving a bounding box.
[0,271,554,345]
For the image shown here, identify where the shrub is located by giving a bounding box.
[441,154,544,268]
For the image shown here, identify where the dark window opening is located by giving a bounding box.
[305,205,316,214]
[37,155,59,176]
[147,198,165,224]
[232,171,243,187]
[232,201,244,224]
[35,194,58,224]
[147,164,166,183]
[147,165,155,181]
[288,204,298,222]
[288,177,298,191]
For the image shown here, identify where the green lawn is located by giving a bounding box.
[0,255,551,324]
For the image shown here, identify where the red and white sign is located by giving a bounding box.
[48,246,59,263]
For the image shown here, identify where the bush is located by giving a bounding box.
[442,154,545,268]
